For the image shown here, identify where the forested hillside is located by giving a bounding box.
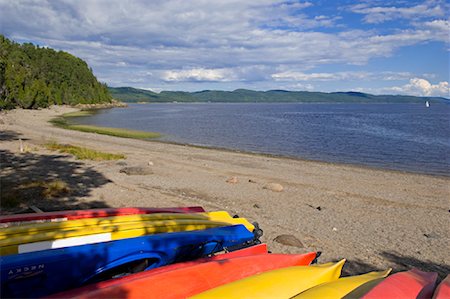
[109,87,447,104]
[0,35,112,109]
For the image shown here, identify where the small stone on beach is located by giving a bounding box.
[226,176,238,184]
[423,232,439,239]
[306,204,322,211]
[273,234,304,248]
[263,183,283,192]
[119,166,153,175]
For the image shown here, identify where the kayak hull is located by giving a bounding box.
[53,251,317,299]
[360,268,438,299]
[190,260,345,299]
[292,269,391,298]
[49,243,269,298]
[433,275,450,299]
[1,225,254,298]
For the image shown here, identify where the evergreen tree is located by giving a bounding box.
[0,35,112,109]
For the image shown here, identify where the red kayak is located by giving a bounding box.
[361,268,438,299]
[52,248,317,299]
[49,243,268,298]
[0,207,205,224]
[433,275,450,299]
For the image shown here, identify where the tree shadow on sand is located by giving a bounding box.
[341,259,383,277]
[380,251,450,279]
[342,252,449,280]
[0,130,28,141]
[1,149,112,213]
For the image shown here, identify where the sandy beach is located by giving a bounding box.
[0,106,448,277]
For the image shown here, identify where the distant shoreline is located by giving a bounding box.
[109,86,449,104]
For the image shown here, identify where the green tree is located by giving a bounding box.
[0,35,112,109]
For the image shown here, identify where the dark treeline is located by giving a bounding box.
[0,35,112,109]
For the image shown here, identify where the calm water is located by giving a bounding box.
[73,103,450,176]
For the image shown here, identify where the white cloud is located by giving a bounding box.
[416,19,450,42]
[139,87,163,93]
[349,1,447,23]
[272,71,414,81]
[283,82,315,91]
[273,71,362,81]
[385,78,449,97]
[161,65,273,82]
[421,19,450,31]
[162,68,236,82]
[0,0,448,91]
[7,0,445,70]
[278,1,312,10]
[380,72,415,81]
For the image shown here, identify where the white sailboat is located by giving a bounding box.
[425,101,430,108]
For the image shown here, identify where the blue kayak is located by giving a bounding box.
[1,225,255,298]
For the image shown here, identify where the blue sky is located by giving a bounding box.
[1,0,449,97]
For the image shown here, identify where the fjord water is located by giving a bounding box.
[73,103,450,176]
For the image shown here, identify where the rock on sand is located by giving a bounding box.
[274,234,304,248]
[263,182,283,192]
[120,166,153,175]
[226,176,238,184]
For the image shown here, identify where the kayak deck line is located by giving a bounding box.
[18,233,113,254]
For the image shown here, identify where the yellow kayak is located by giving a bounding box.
[292,269,391,298]
[190,260,345,299]
[0,211,252,239]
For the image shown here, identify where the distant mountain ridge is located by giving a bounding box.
[109,87,448,104]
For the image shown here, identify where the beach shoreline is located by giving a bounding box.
[0,106,449,277]
[69,102,450,178]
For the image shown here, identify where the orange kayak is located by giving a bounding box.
[360,268,438,299]
[48,243,268,298]
[53,251,317,299]
[433,275,450,299]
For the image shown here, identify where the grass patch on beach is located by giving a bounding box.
[50,112,161,140]
[45,142,125,160]
[1,179,71,207]
[61,110,96,118]
[22,180,71,199]
[67,124,160,139]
